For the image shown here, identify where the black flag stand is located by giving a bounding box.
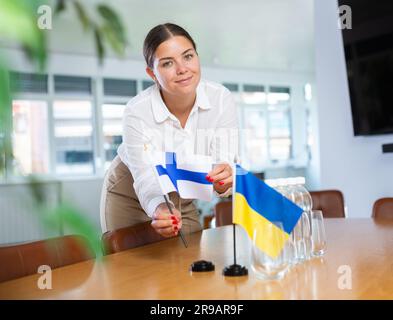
[164,195,214,272]
[222,223,248,276]
[223,161,248,277]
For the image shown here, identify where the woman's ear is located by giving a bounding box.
[146,67,156,81]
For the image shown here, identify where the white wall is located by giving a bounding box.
[312,0,393,217]
[61,178,103,231]
[0,178,103,244]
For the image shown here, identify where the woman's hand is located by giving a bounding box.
[151,202,182,237]
[206,163,233,194]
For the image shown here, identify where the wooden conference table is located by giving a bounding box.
[0,218,392,299]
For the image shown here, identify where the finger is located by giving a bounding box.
[210,171,231,183]
[207,164,226,177]
[163,223,180,237]
[214,176,232,187]
[153,211,174,220]
[170,208,181,217]
[157,226,177,238]
[206,169,226,183]
[210,165,232,181]
[151,218,178,229]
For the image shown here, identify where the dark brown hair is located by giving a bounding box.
[143,23,197,69]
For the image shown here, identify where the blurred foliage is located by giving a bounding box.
[55,0,127,63]
[28,176,103,259]
[0,63,11,178]
[0,0,128,259]
[0,0,47,70]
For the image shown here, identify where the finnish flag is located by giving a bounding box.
[153,152,213,201]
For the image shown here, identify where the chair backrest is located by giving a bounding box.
[214,201,233,227]
[203,215,214,229]
[310,190,345,218]
[0,235,94,283]
[213,190,345,225]
[372,198,393,219]
[102,221,166,254]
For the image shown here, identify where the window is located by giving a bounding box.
[54,75,91,95]
[10,72,48,94]
[241,107,268,170]
[53,100,94,175]
[102,78,136,169]
[304,83,312,101]
[11,100,50,175]
[104,78,137,97]
[242,84,266,104]
[8,73,50,176]
[268,108,292,161]
[267,86,290,104]
[267,87,292,162]
[102,103,126,169]
[142,80,155,90]
[306,109,313,161]
[239,85,292,170]
[222,83,239,92]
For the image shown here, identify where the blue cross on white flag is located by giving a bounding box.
[153,152,213,201]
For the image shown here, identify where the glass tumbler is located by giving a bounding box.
[251,221,289,280]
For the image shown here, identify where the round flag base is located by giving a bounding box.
[222,264,248,277]
[190,260,215,272]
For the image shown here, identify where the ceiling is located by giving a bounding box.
[48,0,315,73]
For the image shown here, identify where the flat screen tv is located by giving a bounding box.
[339,0,393,136]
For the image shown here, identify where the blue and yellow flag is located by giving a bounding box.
[233,165,303,258]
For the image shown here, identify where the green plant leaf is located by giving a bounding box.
[73,0,91,31]
[101,24,124,56]
[27,176,103,259]
[0,0,47,71]
[54,0,66,14]
[97,4,127,54]
[94,26,105,65]
[0,62,12,177]
[43,204,103,259]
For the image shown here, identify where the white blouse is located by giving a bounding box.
[117,79,239,218]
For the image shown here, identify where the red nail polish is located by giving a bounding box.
[206,175,211,180]
[170,216,176,220]
[172,220,178,225]
[174,226,178,231]
[219,181,224,185]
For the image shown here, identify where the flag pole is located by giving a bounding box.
[163,194,188,248]
[233,222,236,265]
[223,160,248,277]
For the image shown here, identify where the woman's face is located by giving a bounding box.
[148,36,201,97]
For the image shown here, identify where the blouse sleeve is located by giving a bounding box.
[120,108,169,218]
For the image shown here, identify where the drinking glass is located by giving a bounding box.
[251,221,289,280]
[310,210,327,257]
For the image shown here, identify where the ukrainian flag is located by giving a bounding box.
[233,165,303,258]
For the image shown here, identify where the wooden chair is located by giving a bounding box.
[0,235,94,283]
[102,221,166,255]
[211,190,346,226]
[203,215,214,229]
[372,198,393,219]
[310,190,346,218]
[214,201,232,227]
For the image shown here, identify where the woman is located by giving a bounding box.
[100,23,238,238]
